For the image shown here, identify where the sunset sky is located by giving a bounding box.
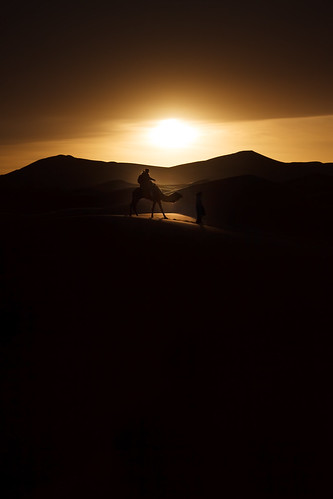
[1,0,332,174]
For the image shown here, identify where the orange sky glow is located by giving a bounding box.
[1,1,332,174]
[1,114,332,174]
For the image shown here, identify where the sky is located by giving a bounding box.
[1,0,332,173]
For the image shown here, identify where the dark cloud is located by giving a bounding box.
[1,0,332,145]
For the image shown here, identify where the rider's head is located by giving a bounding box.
[144,168,149,172]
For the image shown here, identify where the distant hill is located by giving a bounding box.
[176,174,333,237]
[0,151,332,239]
[0,155,145,191]
[0,151,332,192]
[164,151,333,183]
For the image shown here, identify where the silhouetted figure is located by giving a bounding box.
[137,168,156,197]
[130,185,182,219]
[195,191,206,224]
[131,167,182,218]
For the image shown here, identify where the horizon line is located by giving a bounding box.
[3,149,332,177]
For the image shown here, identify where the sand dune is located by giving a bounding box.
[1,151,333,242]
[127,212,196,224]
[1,154,333,498]
[1,151,332,193]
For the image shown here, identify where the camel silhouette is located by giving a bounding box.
[130,184,182,218]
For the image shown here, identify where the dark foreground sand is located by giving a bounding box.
[1,213,332,498]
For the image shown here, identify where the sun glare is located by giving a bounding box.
[149,119,198,149]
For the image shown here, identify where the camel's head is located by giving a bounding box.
[173,192,182,202]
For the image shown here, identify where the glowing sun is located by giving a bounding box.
[149,119,198,148]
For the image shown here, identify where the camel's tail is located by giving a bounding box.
[160,191,182,203]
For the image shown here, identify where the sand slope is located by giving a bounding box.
[1,213,332,498]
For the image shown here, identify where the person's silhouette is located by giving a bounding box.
[137,168,156,197]
[195,191,206,224]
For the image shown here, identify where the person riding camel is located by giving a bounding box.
[137,168,156,197]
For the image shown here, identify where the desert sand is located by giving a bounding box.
[1,209,332,498]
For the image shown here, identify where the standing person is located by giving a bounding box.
[195,191,206,224]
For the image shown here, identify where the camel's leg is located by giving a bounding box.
[158,201,168,219]
[151,201,156,218]
[130,190,140,216]
[130,199,138,216]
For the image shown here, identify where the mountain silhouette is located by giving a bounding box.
[0,151,332,193]
[1,151,332,239]
[0,155,143,191]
